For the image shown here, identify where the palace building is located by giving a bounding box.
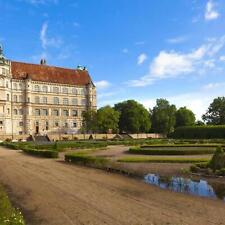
[0,46,96,137]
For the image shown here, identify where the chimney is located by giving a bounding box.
[40,59,47,65]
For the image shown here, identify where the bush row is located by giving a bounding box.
[118,157,209,163]
[171,125,225,139]
[65,153,109,168]
[22,148,58,158]
[129,147,215,155]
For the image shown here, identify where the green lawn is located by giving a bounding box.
[0,185,25,225]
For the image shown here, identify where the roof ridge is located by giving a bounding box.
[11,60,84,72]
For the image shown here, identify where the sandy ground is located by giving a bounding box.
[90,145,211,176]
[0,147,225,225]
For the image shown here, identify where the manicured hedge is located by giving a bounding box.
[129,147,215,155]
[171,125,225,139]
[65,153,109,167]
[118,157,209,163]
[22,148,58,158]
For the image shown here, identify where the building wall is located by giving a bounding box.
[0,60,96,136]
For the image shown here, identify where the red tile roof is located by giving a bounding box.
[11,61,93,86]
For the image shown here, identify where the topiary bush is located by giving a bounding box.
[208,146,225,171]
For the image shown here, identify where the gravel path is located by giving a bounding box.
[0,147,224,225]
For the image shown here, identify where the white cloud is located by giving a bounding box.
[140,83,225,120]
[205,0,219,21]
[167,36,188,44]
[40,22,62,49]
[95,80,111,89]
[137,53,147,65]
[128,35,225,87]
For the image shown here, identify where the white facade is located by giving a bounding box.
[0,46,96,136]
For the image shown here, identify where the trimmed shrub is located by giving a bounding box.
[22,148,58,158]
[171,125,225,139]
[209,146,225,171]
[118,157,209,163]
[65,153,109,168]
[129,147,215,155]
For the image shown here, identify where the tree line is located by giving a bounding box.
[82,97,225,135]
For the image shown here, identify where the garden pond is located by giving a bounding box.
[144,174,225,201]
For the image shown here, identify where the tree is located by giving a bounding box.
[114,100,151,133]
[151,99,176,134]
[195,120,205,126]
[202,97,225,125]
[175,107,195,127]
[97,106,120,133]
[82,109,98,134]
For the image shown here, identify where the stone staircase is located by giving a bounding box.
[33,135,50,143]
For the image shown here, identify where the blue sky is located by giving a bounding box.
[1,0,225,119]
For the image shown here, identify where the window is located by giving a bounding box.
[72,98,78,105]
[19,95,23,102]
[0,121,3,125]
[6,94,10,101]
[42,97,48,104]
[19,121,23,126]
[6,82,8,88]
[19,109,23,115]
[42,86,48,93]
[42,109,48,116]
[72,88,77,95]
[46,121,49,130]
[53,97,59,105]
[52,109,59,116]
[7,108,10,115]
[62,87,68,94]
[35,96,40,104]
[81,99,86,106]
[81,88,86,95]
[63,98,69,105]
[64,122,68,128]
[34,85,40,92]
[73,122,77,128]
[53,87,59,93]
[35,109,41,116]
[27,97,30,103]
[13,95,18,102]
[54,121,59,127]
[14,109,18,115]
[13,83,18,90]
[72,110,78,117]
[63,110,69,117]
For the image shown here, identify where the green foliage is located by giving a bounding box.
[129,146,215,155]
[22,148,59,158]
[172,125,225,139]
[195,120,205,126]
[151,99,176,134]
[97,106,120,133]
[114,100,151,133]
[202,97,225,125]
[209,146,225,171]
[215,168,225,176]
[82,109,98,133]
[65,153,109,168]
[118,157,208,163]
[0,186,25,225]
[175,107,195,127]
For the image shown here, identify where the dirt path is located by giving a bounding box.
[0,147,225,225]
